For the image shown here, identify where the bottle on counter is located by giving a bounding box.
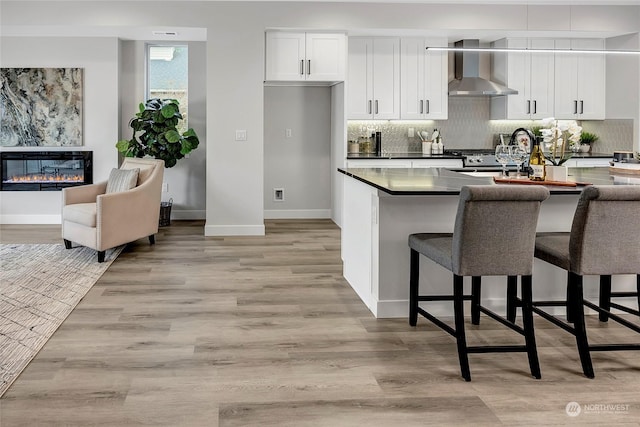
[431,129,441,154]
[375,132,382,156]
[528,136,546,181]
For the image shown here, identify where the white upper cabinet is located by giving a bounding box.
[491,38,555,120]
[400,38,448,120]
[347,37,400,119]
[265,32,346,82]
[554,39,605,120]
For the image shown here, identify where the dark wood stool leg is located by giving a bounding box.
[409,249,419,327]
[97,251,105,263]
[471,276,481,325]
[149,235,156,245]
[569,272,594,379]
[506,275,518,323]
[637,275,640,313]
[64,239,72,249]
[566,271,575,323]
[598,275,612,322]
[453,274,471,382]
[521,275,541,379]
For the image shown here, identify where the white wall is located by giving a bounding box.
[331,82,346,228]
[606,33,640,151]
[1,1,639,230]
[264,86,331,219]
[0,36,119,224]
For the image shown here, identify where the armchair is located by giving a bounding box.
[62,158,164,262]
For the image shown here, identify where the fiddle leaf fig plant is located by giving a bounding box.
[116,98,199,168]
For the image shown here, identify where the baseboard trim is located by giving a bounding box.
[264,209,331,219]
[170,210,206,220]
[374,297,610,319]
[0,215,61,225]
[204,224,266,236]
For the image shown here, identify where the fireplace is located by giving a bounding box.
[1,151,93,191]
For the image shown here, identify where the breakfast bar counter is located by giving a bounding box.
[338,167,639,318]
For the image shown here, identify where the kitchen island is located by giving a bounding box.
[339,167,639,318]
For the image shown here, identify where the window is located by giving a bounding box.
[147,45,188,132]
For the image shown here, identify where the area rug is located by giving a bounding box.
[0,243,123,397]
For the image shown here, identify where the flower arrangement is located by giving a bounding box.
[539,117,582,166]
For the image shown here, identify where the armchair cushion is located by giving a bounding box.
[106,167,139,194]
[63,203,97,227]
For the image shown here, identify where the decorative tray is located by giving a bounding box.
[493,177,591,187]
[609,164,640,175]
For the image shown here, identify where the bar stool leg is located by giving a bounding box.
[506,275,518,323]
[453,274,471,382]
[637,275,640,312]
[409,249,419,327]
[598,275,612,322]
[569,272,594,379]
[521,275,541,379]
[566,271,576,323]
[471,276,481,325]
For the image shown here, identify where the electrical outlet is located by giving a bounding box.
[286,128,292,138]
[274,188,284,202]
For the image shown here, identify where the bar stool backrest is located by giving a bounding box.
[452,185,550,277]
[569,185,640,276]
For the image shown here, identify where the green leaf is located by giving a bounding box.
[115,140,130,153]
[165,130,181,143]
[161,103,179,119]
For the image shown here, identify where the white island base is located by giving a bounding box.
[341,173,637,318]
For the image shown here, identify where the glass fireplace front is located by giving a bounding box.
[1,151,93,191]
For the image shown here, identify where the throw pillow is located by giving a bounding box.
[105,167,140,193]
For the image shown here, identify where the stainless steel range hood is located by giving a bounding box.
[448,40,518,97]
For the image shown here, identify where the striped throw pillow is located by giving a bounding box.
[105,168,140,193]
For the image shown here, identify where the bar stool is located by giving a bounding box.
[409,185,550,381]
[532,185,640,378]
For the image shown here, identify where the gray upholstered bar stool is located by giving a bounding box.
[409,185,550,381]
[532,185,640,379]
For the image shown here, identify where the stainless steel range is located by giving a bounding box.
[445,149,525,169]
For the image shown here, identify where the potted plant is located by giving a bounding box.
[579,132,599,153]
[116,98,199,168]
[116,98,200,226]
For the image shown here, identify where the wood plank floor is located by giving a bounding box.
[1,220,640,426]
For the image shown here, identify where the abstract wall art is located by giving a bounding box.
[1,68,83,147]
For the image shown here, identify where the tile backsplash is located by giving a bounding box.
[348,97,634,154]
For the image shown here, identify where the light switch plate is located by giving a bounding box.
[235,130,247,141]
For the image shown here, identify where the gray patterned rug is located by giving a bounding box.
[0,243,122,397]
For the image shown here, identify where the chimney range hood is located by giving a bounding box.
[447,39,518,97]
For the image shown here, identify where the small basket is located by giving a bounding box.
[159,198,173,227]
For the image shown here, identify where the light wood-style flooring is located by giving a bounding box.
[1,220,639,426]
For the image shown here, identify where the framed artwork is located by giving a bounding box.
[0,68,83,147]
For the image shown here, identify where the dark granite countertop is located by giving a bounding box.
[346,152,462,160]
[338,167,639,196]
[346,152,613,160]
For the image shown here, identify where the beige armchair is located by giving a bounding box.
[62,158,164,262]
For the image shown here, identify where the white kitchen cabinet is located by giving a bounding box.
[348,37,400,119]
[265,32,346,82]
[410,159,463,168]
[345,159,411,168]
[400,38,448,120]
[564,158,611,168]
[554,39,605,120]
[345,158,463,169]
[491,38,555,120]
